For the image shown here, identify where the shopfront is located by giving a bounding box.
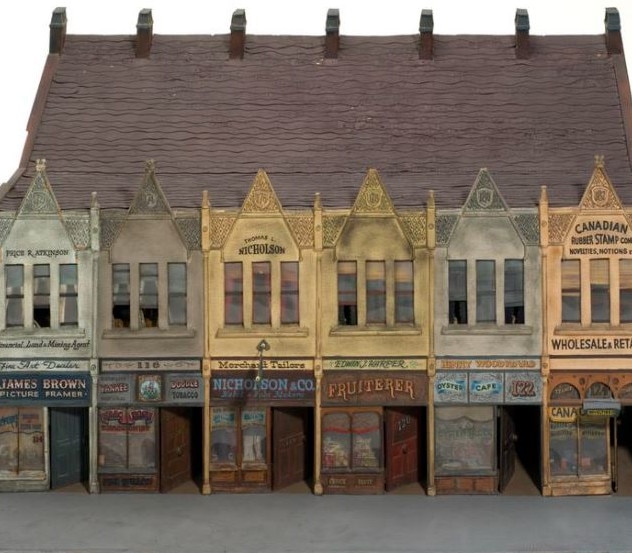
[320,360,428,494]
[0,368,91,492]
[433,359,542,494]
[97,359,203,492]
[209,359,315,492]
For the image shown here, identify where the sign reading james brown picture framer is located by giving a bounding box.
[322,371,427,406]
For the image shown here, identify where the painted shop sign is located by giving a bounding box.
[323,358,425,370]
[3,248,75,262]
[212,370,314,404]
[564,216,632,257]
[238,235,286,256]
[550,336,632,355]
[549,406,579,423]
[0,373,90,405]
[0,338,90,353]
[98,373,204,405]
[435,371,542,404]
[211,359,312,370]
[436,358,540,371]
[322,371,427,406]
[0,359,89,371]
[101,359,201,372]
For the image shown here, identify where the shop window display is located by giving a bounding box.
[0,408,44,475]
[322,410,381,471]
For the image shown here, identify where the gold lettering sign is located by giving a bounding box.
[549,406,579,423]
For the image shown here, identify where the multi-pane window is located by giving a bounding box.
[590,259,610,323]
[252,262,271,324]
[448,260,467,324]
[168,263,187,326]
[280,262,299,324]
[210,407,266,467]
[322,410,381,471]
[112,264,130,328]
[561,259,580,323]
[620,260,632,323]
[59,264,78,326]
[504,260,524,324]
[33,264,51,328]
[5,265,24,328]
[395,261,414,323]
[366,261,386,324]
[338,261,358,325]
[224,262,243,325]
[476,260,496,323]
[139,263,159,327]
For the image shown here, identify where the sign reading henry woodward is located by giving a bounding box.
[322,371,427,406]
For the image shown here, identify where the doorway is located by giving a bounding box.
[384,406,426,493]
[498,405,540,495]
[272,408,313,492]
[160,407,203,493]
[613,407,632,494]
[50,407,88,490]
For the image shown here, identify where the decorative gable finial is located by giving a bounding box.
[314,192,322,210]
[145,159,156,174]
[129,160,171,215]
[36,159,47,173]
[594,154,605,169]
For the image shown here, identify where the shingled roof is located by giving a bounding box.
[1,8,632,210]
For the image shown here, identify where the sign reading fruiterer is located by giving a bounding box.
[211,370,315,405]
[322,371,427,406]
[0,373,91,405]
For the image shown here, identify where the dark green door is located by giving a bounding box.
[50,408,87,489]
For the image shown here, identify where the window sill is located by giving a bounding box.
[329,325,422,337]
[441,325,533,336]
[555,324,632,335]
[0,327,86,338]
[102,327,196,340]
[216,326,309,338]
[0,470,46,481]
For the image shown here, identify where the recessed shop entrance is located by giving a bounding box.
[160,407,202,493]
[498,406,540,495]
[613,407,632,494]
[50,407,88,490]
[385,407,426,492]
[272,407,313,491]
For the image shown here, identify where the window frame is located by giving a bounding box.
[476,260,496,323]
[5,264,24,328]
[504,259,524,324]
[167,262,187,326]
[366,261,386,324]
[448,260,468,325]
[252,262,272,325]
[59,263,78,327]
[337,261,358,326]
[280,261,299,324]
[33,264,51,328]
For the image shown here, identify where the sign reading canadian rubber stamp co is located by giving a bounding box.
[565,217,632,257]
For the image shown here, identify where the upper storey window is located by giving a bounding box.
[59,264,78,327]
[449,259,525,326]
[112,264,131,328]
[5,265,24,328]
[139,263,159,328]
[33,265,51,328]
[337,260,414,327]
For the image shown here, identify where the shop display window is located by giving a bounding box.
[322,409,381,472]
[98,408,157,471]
[549,422,578,476]
[0,408,45,475]
[211,407,267,467]
[435,406,495,474]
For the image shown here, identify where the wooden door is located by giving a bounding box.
[385,407,418,491]
[273,408,307,490]
[50,408,86,489]
[499,407,517,492]
[160,408,192,492]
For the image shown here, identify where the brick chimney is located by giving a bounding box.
[325,9,340,59]
[605,7,622,55]
[515,8,530,59]
[230,9,247,60]
[419,9,434,60]
[136,9,153,58]
[49,7,67,55]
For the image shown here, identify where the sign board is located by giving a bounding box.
[436,358,540,371]
[581,400,621,417]
[0,373,91,405]
[98,374,133,404]
[98,372,203,406]
[101,359,201,372]
[211,370,315,405]
[0,338,90,356]
[323,358,424,371]
[211,359,313,371]
[564,216,632,258]
[322,371,427,406]
[0,359,90,371]
[469,373,503,403]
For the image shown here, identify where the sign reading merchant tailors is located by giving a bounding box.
[0,373,90,405]
[322,371,427,406]
[564,216,632,258]
[211,370,315,404]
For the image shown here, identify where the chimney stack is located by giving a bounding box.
[49,7,67,55]
[325,9,340,59]
[136,9,153,58]
[515,8,530,59]
[419,9,434,60]
[230,9,247,60]
[605,8,622,55]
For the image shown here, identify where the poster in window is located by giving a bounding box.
[352,412,381,469]
[435,406,494,474]
[579,419,608,476]
[549,421,578,476]
[127,408,156,469]
[241,409,266,464]
[0,408,18,473]
[98,408,129,469]
[137,375,162,403]
[322,412,351,469]
[211,407,237,464]
[18,408,44,472]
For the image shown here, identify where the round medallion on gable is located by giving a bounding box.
[29,191,48,211]
[364,185,383,210]
[590,184,609,207]
[476,186,494,208]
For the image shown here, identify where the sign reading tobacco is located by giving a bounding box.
[322,371,427,406]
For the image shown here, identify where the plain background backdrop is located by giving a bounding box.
[0,0,630,184]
